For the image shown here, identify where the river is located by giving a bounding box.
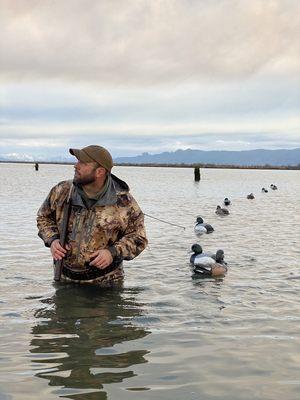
[0,163,299,399]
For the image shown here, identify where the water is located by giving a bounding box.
[0,163,300,400]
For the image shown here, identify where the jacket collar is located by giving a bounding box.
[71,173,129,208]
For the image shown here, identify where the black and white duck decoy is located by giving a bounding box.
[215,205,230,216]
[270,184,278,190]
[223,198,231,206]
[194,217,214,235]
[190,244,228,277]
[261,187,268,193]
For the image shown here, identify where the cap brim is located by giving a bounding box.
[69,148,93,162]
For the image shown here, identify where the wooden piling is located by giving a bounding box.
[194,166,200,181]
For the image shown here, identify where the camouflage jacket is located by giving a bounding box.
[37,174,148,275]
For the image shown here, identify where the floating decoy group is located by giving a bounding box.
[190,183,279,278]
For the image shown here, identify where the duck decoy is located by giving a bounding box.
[190,244,228,277]
[194,217,214,235]
[223,198,231,206]
[215,205,230,216]
[247,193,255,199]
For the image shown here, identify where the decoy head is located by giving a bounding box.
[216,205,221,209]
[196,216,204,224]
[191,244,202,254]
[215,249,225,263]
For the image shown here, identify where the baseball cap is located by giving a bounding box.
[69,145,113,171]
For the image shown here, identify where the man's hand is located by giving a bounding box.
[89,249,113,269]
[50,239,70,261]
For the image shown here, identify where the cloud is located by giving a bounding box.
[1,0,300,84]
[1,77,299,140]
[2,74,299,119]
[1,119,299,159]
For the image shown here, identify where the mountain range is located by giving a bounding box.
[114,148,300,167]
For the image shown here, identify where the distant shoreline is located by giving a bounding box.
[0,160,299,170]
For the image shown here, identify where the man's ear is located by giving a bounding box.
[96,167,107,178]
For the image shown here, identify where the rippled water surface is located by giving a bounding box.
[0,163,300,400]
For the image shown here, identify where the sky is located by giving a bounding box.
[0,0,299,160]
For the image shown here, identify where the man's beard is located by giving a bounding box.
[73,171,96,186]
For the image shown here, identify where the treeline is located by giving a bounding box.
[1,160,299,170]
[114,162,300,170]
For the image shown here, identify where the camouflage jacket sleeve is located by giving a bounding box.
[36,182,68,247]
[109,194,148,261]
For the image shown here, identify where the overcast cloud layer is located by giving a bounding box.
[0,0,299,159]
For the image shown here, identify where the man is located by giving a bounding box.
[37,145,148,285]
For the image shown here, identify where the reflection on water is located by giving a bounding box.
[30,284,150,399]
